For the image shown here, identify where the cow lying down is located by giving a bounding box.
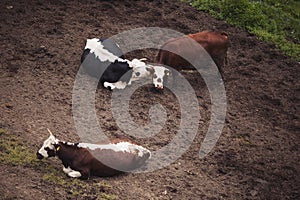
[81,38,170,90]
[37,129,151,179]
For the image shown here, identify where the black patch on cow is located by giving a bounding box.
[45,147,56,157]
[81,49,91,63]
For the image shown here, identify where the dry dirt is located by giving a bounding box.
[0,0,299,199]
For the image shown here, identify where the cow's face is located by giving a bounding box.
[37,130,58,159]
[146,66,170,89]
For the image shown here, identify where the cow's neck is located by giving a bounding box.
[55,141,79,167]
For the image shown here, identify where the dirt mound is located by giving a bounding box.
[0,0,299,199]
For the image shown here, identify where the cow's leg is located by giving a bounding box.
[215,58,225,81]
[225,52,229,66]
[104,81,127,90]
[127,79,132,85]
[63,166,82,178]
[68,170,82,178]
[63,166,72,174]
[114,81,127,89]
[79,168,90,180]
[103,82,116,90]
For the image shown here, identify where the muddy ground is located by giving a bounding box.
[0,0,299,199]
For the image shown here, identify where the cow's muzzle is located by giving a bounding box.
[36,152,44,160]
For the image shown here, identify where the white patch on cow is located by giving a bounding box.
[78,142,151,157]
[85,38,127,63]
[128,58,147,68]
[63,166,73,174]
[104,82,116,90]
[68,170,82,178]
[104,81,127,90]
[38,147,50,158]
[63,166,81,178]
[62,141,76,146]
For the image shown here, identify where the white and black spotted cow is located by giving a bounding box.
[81,38,170,90]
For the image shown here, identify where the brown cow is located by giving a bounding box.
[155,30,230,76]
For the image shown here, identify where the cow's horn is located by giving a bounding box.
[47,128,53,136]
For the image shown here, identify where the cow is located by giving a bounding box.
[37,129,151,179]
[155,30,230,76]
[81,38,170,90]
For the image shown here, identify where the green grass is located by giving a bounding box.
[0,128,39,166]
[43,170,117,199]
[0,128,117,199]
[185,0,300,61]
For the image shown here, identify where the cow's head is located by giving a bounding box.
[36,129,58,159]
[146,65,170,89]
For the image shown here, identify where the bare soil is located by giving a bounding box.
[0,0,299,199]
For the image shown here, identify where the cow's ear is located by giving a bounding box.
[146,67,155,74]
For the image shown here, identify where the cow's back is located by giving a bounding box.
[81,38,124,63]
[155,36,201,70]
[89,147,151,176]
[189,31,230,70]
[99,38,124,58]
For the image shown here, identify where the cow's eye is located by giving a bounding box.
[153,74,157,79]
[44,147,50,151]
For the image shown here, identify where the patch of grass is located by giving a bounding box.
[99,192,117,200]
[185,0,300,61]
[43,170,117,199]
[0,128,39,167]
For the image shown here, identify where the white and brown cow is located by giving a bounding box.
[37,129,151,179]
[81,38,170,90]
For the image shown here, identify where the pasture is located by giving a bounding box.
[0,0,299,199]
